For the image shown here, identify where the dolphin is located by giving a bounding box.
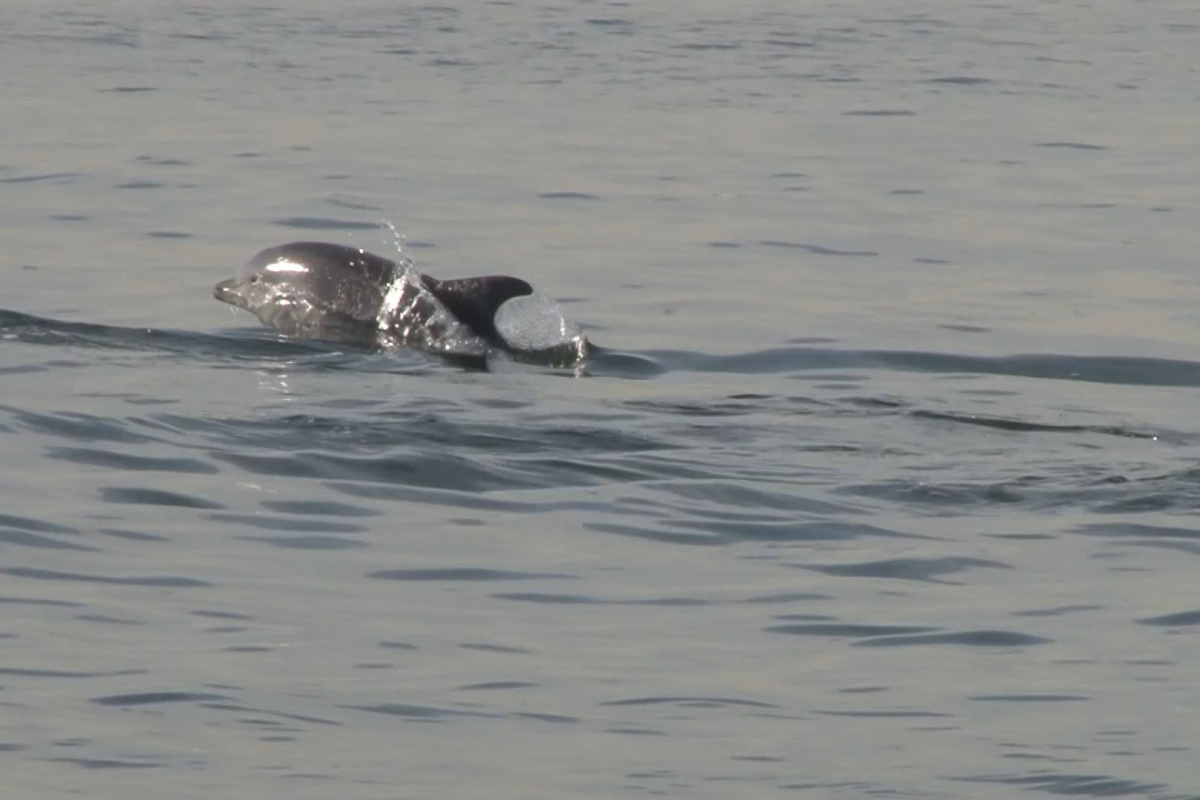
[214,241,584,362]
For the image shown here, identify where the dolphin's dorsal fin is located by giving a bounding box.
[421,274,534,345]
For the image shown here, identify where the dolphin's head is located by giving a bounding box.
[214,242,399,337]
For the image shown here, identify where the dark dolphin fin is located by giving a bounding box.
[420,274,534,346]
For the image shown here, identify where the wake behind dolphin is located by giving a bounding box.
[214,241,589,367]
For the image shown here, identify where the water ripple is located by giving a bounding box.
[92,692,229,706]
[8,309,1200,387]
[3,567,211,588]
[367,568,574,582]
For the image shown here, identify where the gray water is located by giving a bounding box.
[3,1,1200,798]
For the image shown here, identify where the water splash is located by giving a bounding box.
[378,220,590,367]
[374,259,489,357]
[494,293,590,368]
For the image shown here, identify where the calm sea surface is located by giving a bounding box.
[3,2,1200,798]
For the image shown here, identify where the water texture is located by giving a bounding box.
[2,2,1199,798]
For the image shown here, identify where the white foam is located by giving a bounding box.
[493,293,584,352]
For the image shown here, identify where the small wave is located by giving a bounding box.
[8,308,1197,388]
[619,346,1200,387]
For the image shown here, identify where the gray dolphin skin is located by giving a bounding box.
[214,241,586,364]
